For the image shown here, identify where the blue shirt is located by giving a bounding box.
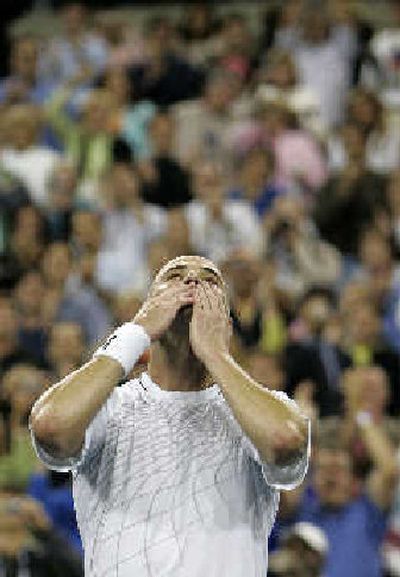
[297,488,387,577]
[228,184,282,219]
[27,472,82,554]
[0,77,54,106]
[382,285,400,353]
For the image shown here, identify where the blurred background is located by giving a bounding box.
[2,0,400,575]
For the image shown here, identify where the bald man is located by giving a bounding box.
[30,255,310,577]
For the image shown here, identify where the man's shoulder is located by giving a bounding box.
[116,378,143,403]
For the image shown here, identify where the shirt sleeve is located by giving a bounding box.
[242,390,311,491]
[30,393,115,473]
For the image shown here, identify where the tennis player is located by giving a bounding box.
[30,255,310,577]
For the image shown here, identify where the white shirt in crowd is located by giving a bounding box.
[294,42,349,128]
[96,205,166,296]
[328,128,400,174]
[185,200,265,262]
[32,372,310,577]
[1,146,61,208]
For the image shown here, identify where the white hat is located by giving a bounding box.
[289,522,329,555]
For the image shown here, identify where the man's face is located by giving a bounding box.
[301,296,331,333]
[152,255,226,303]
[151,256,227,365]
[48,322,84,365]
[12,39,37,80]
[314,449,353,507]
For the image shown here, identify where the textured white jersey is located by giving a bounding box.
[32,372,310,577]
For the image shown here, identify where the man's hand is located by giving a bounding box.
[134,282,195,341]
[17,496,51,532]
[0,496,51,557]
[189,282,231,364]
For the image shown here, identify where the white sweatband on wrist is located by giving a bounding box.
[93,322,151,376]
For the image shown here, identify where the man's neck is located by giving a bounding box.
[148,343,213,392]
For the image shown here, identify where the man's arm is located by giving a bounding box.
[358,416,398,510]
[342,368,399,510]
[30,356,125,459]
[30,284,195,460]
[190,282,309,469]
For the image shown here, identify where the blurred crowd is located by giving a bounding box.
[2,0,400,575]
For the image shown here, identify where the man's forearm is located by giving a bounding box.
[30,322,151,458]
[357,416,397,477]
[30,357,123,458]
[205,351,309,464]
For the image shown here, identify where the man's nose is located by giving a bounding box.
[184,273,200,286]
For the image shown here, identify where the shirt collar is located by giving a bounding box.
[139,372,221,404]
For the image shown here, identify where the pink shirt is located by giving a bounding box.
[272,130,327,191]
[230,123,327,192]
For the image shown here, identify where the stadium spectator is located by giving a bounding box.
[341,299,400,416]
[172,67,239,170]
[278,425,397,577]
[315,122,387,258]
[0,298,39,378]
[6,205,46,282]
[284,286,350,417]
[185,159,264,261]
[256,49,324,136]
[0,364,47,491]
[328,88,400,174]
[140,112,192,209]
[129,16,203,107]
[46,322,86,379]
[0,37,53,108]
[178,3,220,67]
[46,161,79,242]
[100,65,156,163]
[318,366,400,476]
[292,7,350,128]
[41,242,111,346]
[356,230,400,354]
[39,2,108,89]
[247,95,327,194]
[96,162,166,295]
[269,521,328,577]
[46,84,130,206]
[229,146,283,220]
[0,105,61,208]
[217,12,256,83]
[0,492,83,576]
[13,270,48,368]
[265,196,341,303]
[368,0,400,107]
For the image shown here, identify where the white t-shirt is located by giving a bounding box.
[1,146,61,208]
[295,42,349,128]
[185,200,265,262]
[96,206,166,296]
[32,373,310,577]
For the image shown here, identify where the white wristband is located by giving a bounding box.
[93,322,151,376]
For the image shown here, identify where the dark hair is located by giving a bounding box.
[347,88,384,134]
[297,286,337,313]
[146,15,173,35]
[236,145,276,172]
